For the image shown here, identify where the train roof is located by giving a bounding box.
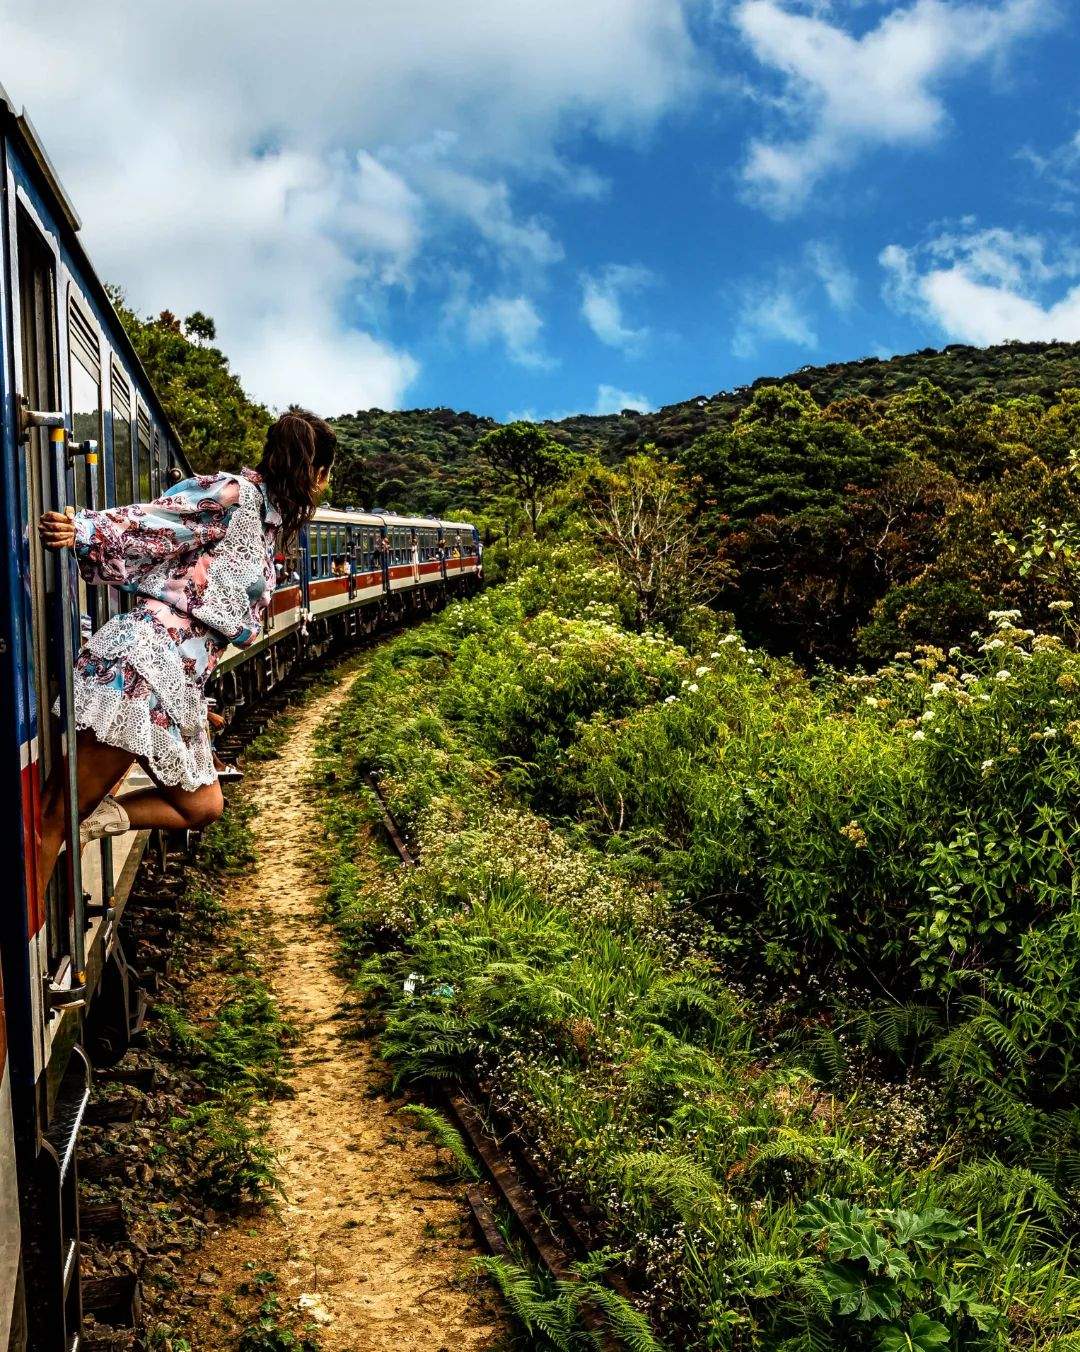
[313,506,475,532]
[0,83,189,470]
[312,506,384,527]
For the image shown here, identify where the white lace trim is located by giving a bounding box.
[71,677,215,790]
[191,476,270,639]
[74,611,216,791]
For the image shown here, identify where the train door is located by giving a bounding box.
[15,209,84,987]
[14,206,88,1352]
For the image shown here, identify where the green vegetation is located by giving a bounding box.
[237,1297,320,1352]
[398,1104,481,1181]
[316,552,1080,1350]
[472,1253,663,1352]
[328,342,1080,663]
[106,284,1080,669]
[476,420,580,530]
[109,290,271,473]
[154,805,292,1210]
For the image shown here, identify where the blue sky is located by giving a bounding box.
[3,1,1079,420]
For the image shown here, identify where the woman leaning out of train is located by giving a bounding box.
[36,407,336,893]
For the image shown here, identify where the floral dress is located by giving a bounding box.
[71,468,281,791]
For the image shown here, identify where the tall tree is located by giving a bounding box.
[476,421,576,530]
[107,287,271,473]
[586,449,728,630]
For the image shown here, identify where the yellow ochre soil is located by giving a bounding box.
[179,671,506,1350]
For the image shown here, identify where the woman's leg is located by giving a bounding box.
[39,730,137,888]
[118,778,224,831]
[40,728,225,891]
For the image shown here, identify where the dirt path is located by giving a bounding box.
[182,671,504,1350]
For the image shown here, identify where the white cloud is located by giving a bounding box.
[806,240,857,313]
[733,287,818,357]
[580,264,654,350]
[733,0,1050,214]
[880,225,1080,343]
[732,239,855,356]
[462,295,555,369]
[401,155,565,268]
[0,0,704,411]
[594,384,654,414]
[1018,123,1080,211]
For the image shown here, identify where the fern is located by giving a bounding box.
[470,1257,575,1348]
[580,1284,664,1351]
[936,1158,1066,1227]
[615,1150,722,1227]
[398,1104,480,1181]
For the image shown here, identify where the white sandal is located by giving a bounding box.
[79,796,131,851]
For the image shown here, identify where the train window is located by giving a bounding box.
[151,427,163,498]
[137,406,152,501]
[68,291,103,511]
[111,363,133,505]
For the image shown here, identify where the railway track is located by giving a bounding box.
[364,775,656,1352]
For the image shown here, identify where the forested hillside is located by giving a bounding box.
[329,340,1080,519]
[330,340,1080,662]
[111,294,1080,666]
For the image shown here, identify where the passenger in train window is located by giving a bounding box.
[36,408,336,894]
[377,531,391,582]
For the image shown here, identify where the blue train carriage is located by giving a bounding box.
[0,86,188,1350]
[209,506,481,694]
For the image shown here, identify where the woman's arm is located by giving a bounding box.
[52,476,242,587]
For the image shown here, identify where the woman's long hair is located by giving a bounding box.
[256,407,336,546]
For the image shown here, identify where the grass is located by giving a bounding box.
[152,788,291,1212]
[312,563,1080,1351]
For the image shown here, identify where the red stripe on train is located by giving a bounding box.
[269,585,300,616]
[21,759,45,940]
